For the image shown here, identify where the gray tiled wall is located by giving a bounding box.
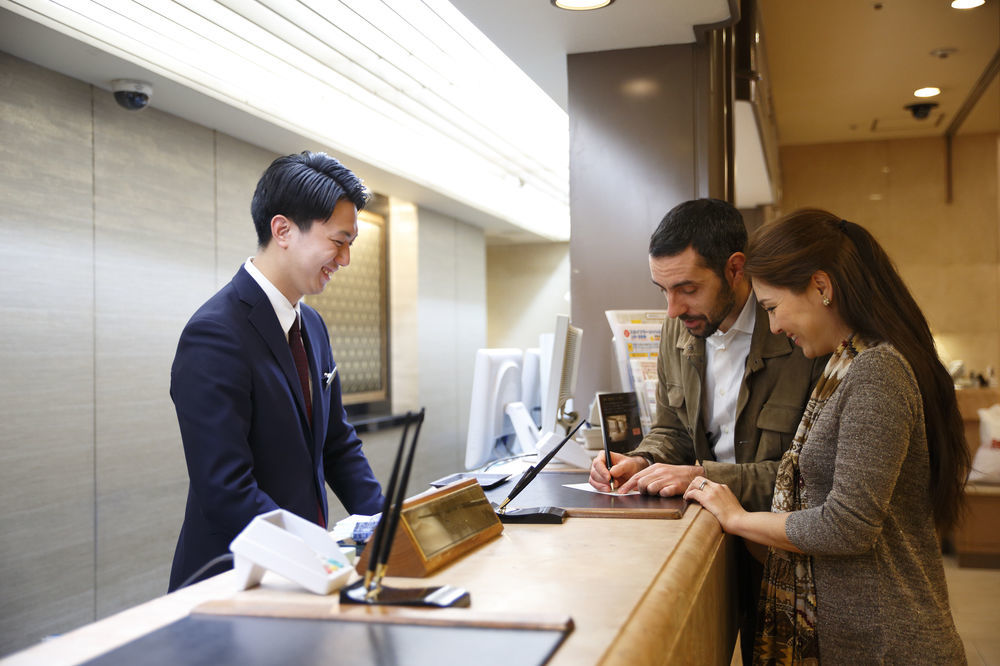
[0,52,97,654]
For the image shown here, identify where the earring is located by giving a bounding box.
[822,297,831,307]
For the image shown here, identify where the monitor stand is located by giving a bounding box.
[506,402,594,470]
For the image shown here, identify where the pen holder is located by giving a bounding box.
[339,579,471,607]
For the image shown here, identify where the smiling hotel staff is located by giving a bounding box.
[686,209,969,664]
[168,152,384,591]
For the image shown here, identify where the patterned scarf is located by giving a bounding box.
[753,335,867,665]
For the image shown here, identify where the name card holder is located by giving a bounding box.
[356,478,503,578]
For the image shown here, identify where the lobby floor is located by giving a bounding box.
[730,555,1000,665]
[945,555,1000,666]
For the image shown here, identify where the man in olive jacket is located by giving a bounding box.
[589,198,825,662]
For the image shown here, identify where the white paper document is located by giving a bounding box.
[563,482,641,497]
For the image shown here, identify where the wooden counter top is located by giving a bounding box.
[1,506,736,666]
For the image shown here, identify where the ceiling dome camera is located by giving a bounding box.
[904,101,938,120]
[111,79,152,111]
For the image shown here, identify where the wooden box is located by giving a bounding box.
[955,483,1000,569]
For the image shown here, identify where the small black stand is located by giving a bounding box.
[339,579,470,608]
[492,420,586,524]
[493,504,567,524]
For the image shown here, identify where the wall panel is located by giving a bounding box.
[568,44,710,408]
[486,243,570,350]
[779,134,1000,375]
[418,207,486,476]
[92,93,215,615]
[0,53,97,655]
[215,135,273,286]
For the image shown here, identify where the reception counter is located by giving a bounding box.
[1,505,736,666]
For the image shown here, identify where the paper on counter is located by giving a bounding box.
[563,482,641,497]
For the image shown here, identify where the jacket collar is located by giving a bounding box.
[674,300,793,362]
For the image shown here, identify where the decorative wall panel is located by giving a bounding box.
[306,210,387,404]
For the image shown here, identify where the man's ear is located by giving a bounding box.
[726,252,746,283]
[270,215,292,248]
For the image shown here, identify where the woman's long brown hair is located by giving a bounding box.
[745,209,969,531]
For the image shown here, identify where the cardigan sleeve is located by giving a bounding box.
[785,347,921,556]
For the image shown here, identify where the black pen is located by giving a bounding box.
[368,409,425,597]
[602,428,617,493]
[362,412,412,591]
[496,419,587,513]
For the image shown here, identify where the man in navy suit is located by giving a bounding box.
[168,151,384,591]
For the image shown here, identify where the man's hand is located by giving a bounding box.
[617,462,705,497]
[589,452,648,492]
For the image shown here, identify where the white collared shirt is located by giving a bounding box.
[702,293,757,464]
[244,257,301,338]
[244,257,313,404]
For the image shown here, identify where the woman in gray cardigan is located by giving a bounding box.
[686,209,969,665]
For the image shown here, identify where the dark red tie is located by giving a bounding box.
[288,315,312,425]
[290,315,325,527]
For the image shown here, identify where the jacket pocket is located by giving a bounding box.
[666,384,685,408]
[756,403,801,433]
[755,403,802,461]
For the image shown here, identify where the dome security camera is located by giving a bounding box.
[904,102,938,120]
[111,79,152,111]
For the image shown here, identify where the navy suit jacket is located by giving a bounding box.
[168,266,383,591]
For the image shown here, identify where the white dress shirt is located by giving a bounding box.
[244,257,301,337]
[702,293,757,464]
[244,258,312,404]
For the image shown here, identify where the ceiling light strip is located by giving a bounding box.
[279,0,567,192]
[3,0,570,238]
[208,0,563,196]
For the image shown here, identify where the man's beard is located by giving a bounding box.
[681,279,736,339]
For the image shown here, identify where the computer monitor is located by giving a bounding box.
[464,349,524,470]
[541,314,581,436]
[506,315,593,469]
[520,347,542,428]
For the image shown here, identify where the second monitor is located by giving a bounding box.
[465,314,593,471]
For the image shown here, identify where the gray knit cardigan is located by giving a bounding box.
[784,343,965,664]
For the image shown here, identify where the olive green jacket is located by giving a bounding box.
[630,302,826,512]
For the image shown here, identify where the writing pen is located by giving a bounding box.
[362,412,412,591]
[602,428,617,493]
[367,409,424,598]
[496,419,587,513]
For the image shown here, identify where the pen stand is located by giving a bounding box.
[339,579,471,607]
[493,505,567,525]
[355,479,503,578]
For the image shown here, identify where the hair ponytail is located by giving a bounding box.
[746,210,969,531]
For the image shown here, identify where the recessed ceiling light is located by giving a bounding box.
[951,0,985,8]
[551,0,615,10]
[914,87,941,98]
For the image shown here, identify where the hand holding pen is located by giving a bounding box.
[602,431,617,492]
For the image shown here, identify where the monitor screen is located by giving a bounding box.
[464,349,523,470]
[464,316,592,472]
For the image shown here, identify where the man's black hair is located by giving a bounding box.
[648,198,747,277]
[251,151,370,247]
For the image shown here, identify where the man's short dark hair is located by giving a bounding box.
[648,198,747,276]
[251,151,371,247]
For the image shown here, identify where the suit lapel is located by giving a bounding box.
[234,268,312,429]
